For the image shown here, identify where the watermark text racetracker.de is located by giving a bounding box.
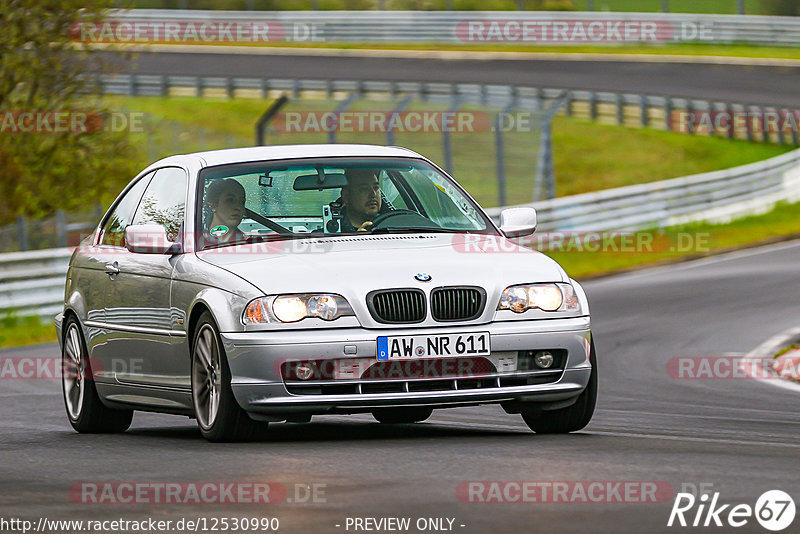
[72,230,717,257]
[452,231,715,255]
[0,356,142,380]
[671,109,800,136]
[272,110,541,134]
[666,356,800,381]
[69,481,326,504]
[70,19,324,43]
[457,480,674,503]
[0,516,280,533]
[0,111,144,134]
[456,18,713,43]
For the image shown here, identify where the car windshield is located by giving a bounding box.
[197,157,496,249]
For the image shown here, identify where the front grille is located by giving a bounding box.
[367,289,426,324]
[431,286,486,322]
[284,370,564,396]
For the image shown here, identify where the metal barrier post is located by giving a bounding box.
[56,210,67,248]
[495,102,515,208]
[16,216,28,252]
[665,97,673,131]
[329,92,360,144]
[640,95,649,127]
[442,95,462,175]
[536,94,568,201]
[172,122,180,153]
[146,114,156,162]
[255,94,289,146]
[726,103,735,140]
[386,95,413,146]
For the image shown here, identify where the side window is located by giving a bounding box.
[100,172,153,247]
[132,167,188,242]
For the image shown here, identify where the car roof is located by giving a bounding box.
[154,144,427,169]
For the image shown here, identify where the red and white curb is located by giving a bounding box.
[743,326,800,394]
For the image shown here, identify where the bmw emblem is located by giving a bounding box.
[414,273,432,282]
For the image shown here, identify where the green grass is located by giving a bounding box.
[550,116,789,196]
[106,95,791,207]
[547,200,800,278]
[775,344,800,358]
[0,313,57,349]
[134,42,800,61]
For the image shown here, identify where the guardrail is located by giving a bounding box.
[0,248,72,319]
[485,146,800,230]
[104,10,800,47]
[4,145,799,319]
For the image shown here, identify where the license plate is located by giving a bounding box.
[376,332,490,360]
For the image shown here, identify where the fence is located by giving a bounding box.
[0,208,104,254]
[4,144,799,318]
[106,10,800,46]
[90,74,800,147]
[88,73,800,208]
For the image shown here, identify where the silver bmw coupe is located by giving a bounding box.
[56,144,596,441]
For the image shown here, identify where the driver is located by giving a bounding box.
[340,168,382,232]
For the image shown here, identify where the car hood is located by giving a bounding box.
[196,233,567,297]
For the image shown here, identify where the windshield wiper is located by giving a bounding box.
[369,227,467,235]
[248,233,324,242]
[202,233,320,250]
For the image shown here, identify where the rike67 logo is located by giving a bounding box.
[668,489,795,531]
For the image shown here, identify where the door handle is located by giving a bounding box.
[104,261,120,276]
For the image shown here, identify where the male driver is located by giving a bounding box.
[340,168,382,232]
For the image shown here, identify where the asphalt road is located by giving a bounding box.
[2,240,799,533]
[106,49,800,107]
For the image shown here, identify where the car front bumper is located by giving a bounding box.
[221,317,592,418]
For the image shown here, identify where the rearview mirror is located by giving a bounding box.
[499,207,537,238]
[293,172,348,191]
[125,224,181,254]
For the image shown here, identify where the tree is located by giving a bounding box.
[0,0,142,224]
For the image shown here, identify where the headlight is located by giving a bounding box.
[243,294,354,324]
[497,283,580,313]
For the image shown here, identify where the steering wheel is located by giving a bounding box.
[369,209,439,230]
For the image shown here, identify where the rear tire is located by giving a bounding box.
[61,317,133,433]
[522,340,598,434]
[373,406,433,424]
[191,312,267,442]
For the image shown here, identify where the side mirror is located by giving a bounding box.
[125,224,181,254]
[499,207,537,238]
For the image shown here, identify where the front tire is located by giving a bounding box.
[522,340,598,434]
[191,312,267,442]
[373,406,433,424]
[61,317,133,433]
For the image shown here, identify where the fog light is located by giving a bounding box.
[534,351,554,369]
[295,363,314,380]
